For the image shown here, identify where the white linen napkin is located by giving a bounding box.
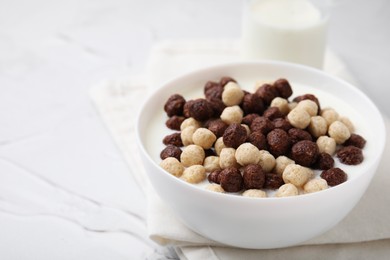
[90,40,390,259]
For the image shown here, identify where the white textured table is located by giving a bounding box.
[0,0,389,259]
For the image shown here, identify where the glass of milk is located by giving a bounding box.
[241,0,331,69]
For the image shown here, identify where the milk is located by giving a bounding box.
[241,0,328,68]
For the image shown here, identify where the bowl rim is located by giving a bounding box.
[135,60,386,203]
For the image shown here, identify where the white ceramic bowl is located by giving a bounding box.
[136,61,385,249]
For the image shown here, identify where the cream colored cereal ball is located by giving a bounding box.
[181,126,196,146]
[328,120,351,144]
[241,124,251,136]
[258,150,276,172]
[205,183,225,193]
[274,156,295,175]
[159,157,184,177]
[271,97,290,115]
[303,178,328,194]
[219,148,239,169]
[203,156,221,172]
[275,183,299,197]
[282,164,313,187]
[288,102,298,111]
[180,144,205,167]
[180,117,201,131]
[308,116,328,138]
[220,105,243,125]
[242,189,267,198]
[222,82,245,106]
[214,137,227,156]
[287,107,311,129]
[339,116,355,133]
[235,143,261,166]
[320,108,339,126]
[192,128,216,149]
[182,165,206,184]
[316,136,337,155]
[296,99,318,117]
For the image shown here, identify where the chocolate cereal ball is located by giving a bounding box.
[267,129,291,157]
[207,119,228,138]
[337,146,364,165]
[314,152,334,170]
[207,97,226,117]
[320,168,347,186]
[223,123,248,149]
[160,145,182,160]
[219,167,243,192]
[241,93,265,115]
[220,76,237,86]
[208,170,222,184]
[264,173,285,189]
[186,98,214,121]
[344,133,366,149]
[165,116,185,130]
[273,118,292,131]
[263,107,283,120]
[247,131,267,150]
[251,117,274,135]
[164,94,186,117]
[243,164,265,189]
[273,78,293,99]
[242,113,260,126]
[255,83,279,105]
[163,132,183,147]
[291,140,319,167]
[204,81,223,100]
[288,128,313,145]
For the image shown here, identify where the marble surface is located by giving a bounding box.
[0,0,389,259]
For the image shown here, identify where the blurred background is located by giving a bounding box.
[0,0,388,259]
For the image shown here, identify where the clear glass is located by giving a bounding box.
[241,0,331,69]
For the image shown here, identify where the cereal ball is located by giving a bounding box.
[164,94,186,117]
[165,116,185,130]
[270,97,290,115]
[242,189,267,198]
[321,108,339,126]
[273,78,293,99]
[287,107,311,129]
[220,105,244,125]
[276,183,299,197]
[337,146,364,165]
[214,137,227,155]
[242,113,260,126]
[204,81,223,100]
[219,167,243,192]
[207,97,226,117]
[250,117,275,135]
[223,123,247,149]
[205,183,225,193]
[339,116,355,133]
[255,83,279,105]
[288,128,313,145]
[328,121,351,144]
[222,82,244,106]
[207,119,228,138]
[235,143,261,166]
[180,144,205,167]
[203,156,221,172]
[160,157,184,177]
[320,168,347,186]
[288,102,298,111]
[263,107,283,120]
[192,128,217,149]
[163,132,183,147]
[293,94,320,111]
[182,165,206,184]
[274,156,295,175]
[258,150,276,172]
[264,173,285,189]
[190,98,214,121]
[241,93,265,115]
[273,118,292,131]
[344,134,366,149]
[267,129,291,157]
[247,131,267,150]
[219,148,239,169]
[316,136,337,155]
[243,164,265,189]
[180,117,201,131]
[241,124,251,136]
[303,178,328,193]
[296,99,318,117]
[160,145,182,160]
[314,152,334,170]
[220,76,237,86]
[183,100,195,118]
[308,116,328,138]
[282,164,313,187]
[208,170,222,184]
[181,126,196,146]
[291,140,319,167]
